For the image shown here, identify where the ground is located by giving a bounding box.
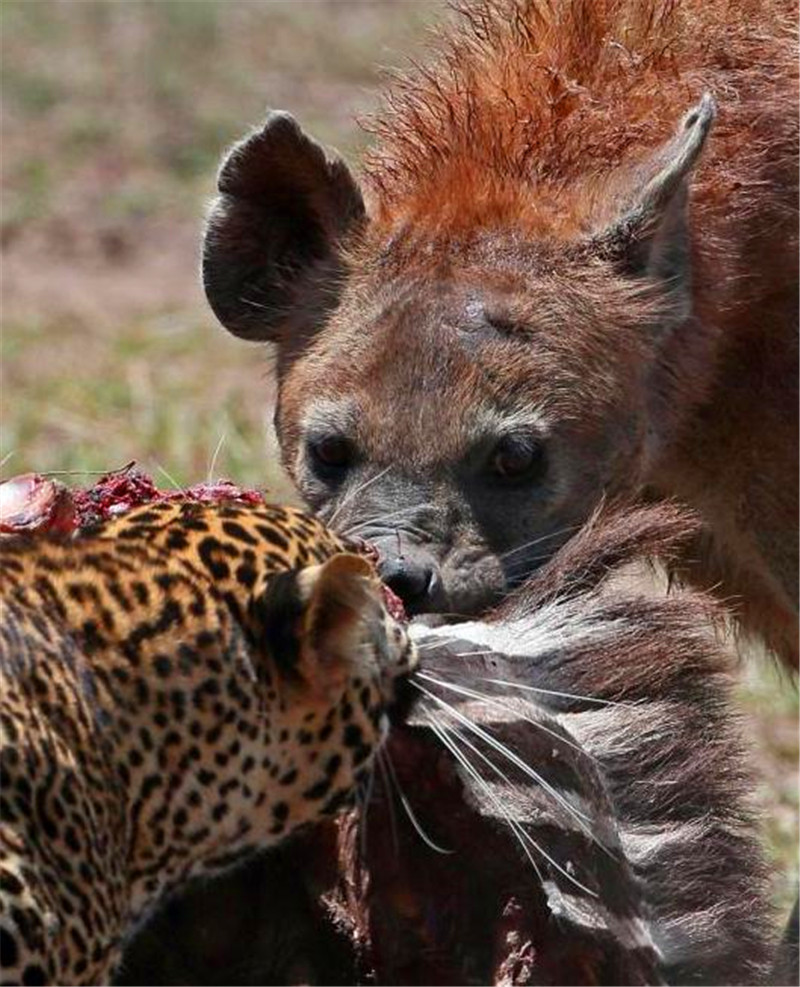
[1,0,796,920]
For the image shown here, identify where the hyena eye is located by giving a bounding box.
[308,435,356,476]
[489,436,547,483]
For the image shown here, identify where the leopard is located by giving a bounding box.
[0,499,416,986]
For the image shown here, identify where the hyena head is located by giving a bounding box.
[203,98,714,616]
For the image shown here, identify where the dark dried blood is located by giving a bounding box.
[347,535,407,623]
[70,465,161,526]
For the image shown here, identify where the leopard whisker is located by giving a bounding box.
[430,714,598,898]
[477,676,633,708]
[206,432,227,484]
[357,761,377,858]
[153,462,181,491]
[425,717,543,882]
[376,747,400,858]
[413,680,598,836]
[414,670,599,763]
[412,640,497,657]
[381,746,453,855]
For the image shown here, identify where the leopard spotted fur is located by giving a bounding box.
[0,500,415,985]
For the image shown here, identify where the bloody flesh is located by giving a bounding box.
[0,465,406,623]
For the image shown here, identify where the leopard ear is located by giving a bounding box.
[289,554,378,701]
[591,93,715,324]
[202,110,365,345]
[301,553,378,656]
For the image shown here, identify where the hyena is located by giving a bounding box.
[202,0,798,666]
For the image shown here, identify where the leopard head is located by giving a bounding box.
[252,552,416,829]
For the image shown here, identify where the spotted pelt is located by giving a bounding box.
[0,501,415,985]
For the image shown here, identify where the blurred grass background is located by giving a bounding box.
[1,0,436,489]
[1,0,796,917]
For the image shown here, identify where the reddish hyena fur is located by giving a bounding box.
[203,0,798,666]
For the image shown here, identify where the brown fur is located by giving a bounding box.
[356,504,777,985]
[358,0,799,668]
[364,0,796,235]
[117,506,779,985]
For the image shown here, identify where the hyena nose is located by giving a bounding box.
[379,555,439,612]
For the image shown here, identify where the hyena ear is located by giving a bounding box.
[592,93,715,321]
[202,110,365,343]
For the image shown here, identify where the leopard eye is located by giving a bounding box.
[308,435,356,477]
[489,435,547,484]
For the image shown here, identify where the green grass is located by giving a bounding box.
[737,661,800,914]
[2,313,287,492]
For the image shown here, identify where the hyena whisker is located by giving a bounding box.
[341,504,420,528]
[345,503,433,530]
[393,524,434,544]
[498,523,583,562]
[342,508,430,540]
[504,551,562,578]
[351,523,433,547]
[328,466,395,526]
